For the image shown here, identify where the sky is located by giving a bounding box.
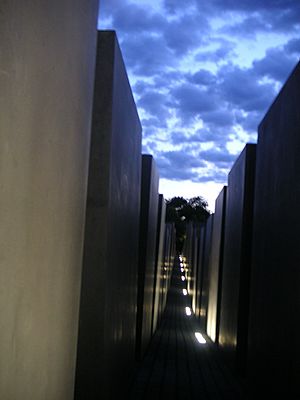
[98,0,300,211]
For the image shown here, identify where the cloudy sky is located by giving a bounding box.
[98,0,300,211]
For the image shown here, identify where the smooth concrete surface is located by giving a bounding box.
[207,187,227,343]
[151,194,166,334]
[194,224,206,319]
[75,31,142,399]
[0,2,98,399]
[191,225,200,314]
[159,223,176,318]
[247,62,300,397]
[136,155,159,359]
[218,144,256,374]
[198,214,214,329]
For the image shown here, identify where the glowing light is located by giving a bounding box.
[181,276,185,281]
[185,307,192,316]
[181,268,184,272]
[183,289,187,296]
[195,332,206,344]
[180,262,184,267]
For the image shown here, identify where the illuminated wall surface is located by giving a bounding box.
[198,214,214,329]
[218,144,256,374]
[151,194,166,334]
[207,186,227,343]
[136,155,159,359]
[75,31,142,399]
[247,62,300,397]
[0,2,98,399]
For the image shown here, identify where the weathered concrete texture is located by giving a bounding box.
[198,214,214,329]
[151,194,166,334]
[218,144,256,374]
[136,155,159,359]
[207,187,227,343]
[75,31,142,400]
[0,2,98,400]
[247,62,300,397]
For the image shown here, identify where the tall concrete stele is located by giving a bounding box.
[75,31,142,400]
[0,2,99,399]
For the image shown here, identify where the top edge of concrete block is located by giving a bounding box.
[228,143,256,179]
[258,60,300,131]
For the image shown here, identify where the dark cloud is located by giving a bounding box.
[252,47,299,83]
[219,65,277,113]
[187,69,217,86]
[120,33,176,76]
[99,0,300,188]
[195,41,236,62]
[163,14,210,55]
[170,83,218,123]
[113,4,165,33]
[199,147,236,164]
[156,150,206,181]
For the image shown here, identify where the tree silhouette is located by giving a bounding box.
[166,196,210,252]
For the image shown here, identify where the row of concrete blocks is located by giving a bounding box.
[182,60,300,397]
[75,31,176,399]
[1,5,175,398]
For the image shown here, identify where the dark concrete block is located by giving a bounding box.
[247,62,300,397]
[75,31,142,400]
[194,224,206,319]
[151,194,166,334]
[218,144,256,374]
[207,186,227,343]
[0,2,98,399]
[159,223,176,317]
[191,224,201,314]
[136,155,159,359]
[198,214,214,329]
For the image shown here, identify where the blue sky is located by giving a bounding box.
[98,0,300,211]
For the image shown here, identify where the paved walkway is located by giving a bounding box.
[128,257,245,400]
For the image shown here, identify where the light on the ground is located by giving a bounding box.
[195,332,206,344]
[185,307,192,316]
[183,289,187,296]
[181,276,185,281]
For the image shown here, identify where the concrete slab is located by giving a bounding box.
[136,155,159,359]
[207,187,227,343]
[75,31,142,399]
[151,194,166,334]
[218,144,256,374]
[0,2,98,399]
[198,214,214,330]
[247,62,300,397]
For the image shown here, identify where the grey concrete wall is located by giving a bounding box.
[247,62,300,397]
[219,144,256,374]
[207,187,227,343]
[0,2,98,399]
[151,194,166,334]
[136,155,159,359]
[75,31,142,399]
[198,214,214,329]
